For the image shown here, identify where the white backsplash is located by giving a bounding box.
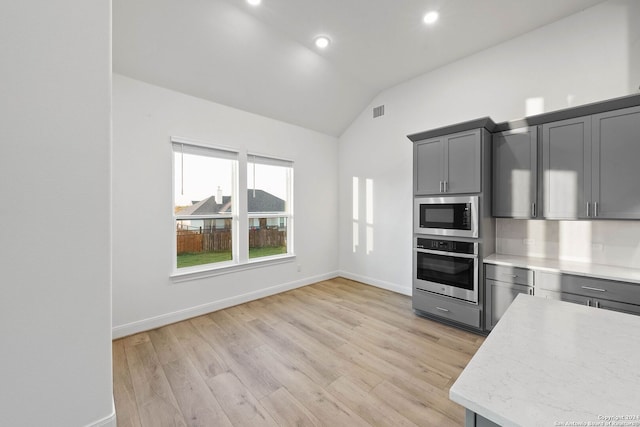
[496,219,640,268]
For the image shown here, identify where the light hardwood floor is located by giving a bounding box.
[113,277,485,427]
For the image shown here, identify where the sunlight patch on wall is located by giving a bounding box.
[352,177,359,253]
[545,169,578,219]
[559,221,592,263]
[526,97,545,116]
[351,176,374,255]
[366,178,374,255]
[511,169,530,217]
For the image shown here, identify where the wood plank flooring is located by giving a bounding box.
[113,278,484,427]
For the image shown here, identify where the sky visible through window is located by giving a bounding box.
[174,152,289,209]
[174,152,233,208]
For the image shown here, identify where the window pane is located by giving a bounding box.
[176,219,232,268]
[174,150,234,214]
[247,162,289,213]
[249,217,287,259]
[247,157,291,260]
[173,143,236,269]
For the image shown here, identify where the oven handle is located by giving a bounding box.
[415,248,478,259]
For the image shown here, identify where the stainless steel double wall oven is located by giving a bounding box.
[414,196,479,304]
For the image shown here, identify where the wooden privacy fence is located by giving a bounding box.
[249,228,286,249]
[177,231,203,254]
[177,228,284,254]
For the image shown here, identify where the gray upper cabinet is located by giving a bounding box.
[542,116,591,219]
[447,130,482,194]
[415,129,481,195]
[591,106,640,219]
[542,105,640,220]
[415,138,445,195]
[492,127,538,218]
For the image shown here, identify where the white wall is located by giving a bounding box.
[112,74,339,337]
[338,0,640,294]
[0,1,114,426]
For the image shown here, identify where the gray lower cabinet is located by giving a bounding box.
[485,280,532,330]
[414,129,481,195]
[536,271,640,316]
[535,288,592,306]
[536,289,640,316]
[484,264,534,330]
[465,409,500,427]
[492,126,539,218]
[593,298,640,316]
[413,289,481,329]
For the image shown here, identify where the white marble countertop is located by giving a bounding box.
[484,253,640,285]
[450,295,640,426]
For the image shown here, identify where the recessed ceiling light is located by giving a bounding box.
[247,0,261,6]
[423,11,439,25]
[314,36,330,49]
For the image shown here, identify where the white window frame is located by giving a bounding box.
[247,153,294,262]
[170,137,295,282]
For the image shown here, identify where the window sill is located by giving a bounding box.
[170,254,296,283]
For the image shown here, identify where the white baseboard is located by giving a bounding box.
[338,270,412,296]
[112,271,339,339]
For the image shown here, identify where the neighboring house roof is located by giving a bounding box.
[247,189,285,213]
[176,189,284,215]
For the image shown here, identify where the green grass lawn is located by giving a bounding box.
[248,246,287,259]
[178,246,286,268]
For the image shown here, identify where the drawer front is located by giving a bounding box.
[537,272,640,305]
[485,264,534,286]
[535,288,593,307]
[413,289,481,328]
[595,299,640,316]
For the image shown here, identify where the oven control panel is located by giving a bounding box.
[416,238,476,255]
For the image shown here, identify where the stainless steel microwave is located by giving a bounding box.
[414,196,478,238]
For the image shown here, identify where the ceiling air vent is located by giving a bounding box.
[373,105,385,118]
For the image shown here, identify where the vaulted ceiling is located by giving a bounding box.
[113,0,605,136]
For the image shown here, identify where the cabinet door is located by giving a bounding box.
[445,130,481,194]
[592,106,640,219]
[595,298,640,316]
[492,127,538,218]
[542,117,591,219]
[535,288,592,307]
[485,279,532,330]
[415,138,444,195]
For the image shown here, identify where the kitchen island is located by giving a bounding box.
[450,294,640,426]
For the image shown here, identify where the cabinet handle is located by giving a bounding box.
[435,307,450,312]
[528,288,533,296]
[581,286,606,292]
[439,181,443,193]
[531,202,537,218]
[595,300,601,308]
[594,202,599,217]
[503,274,518,278]
[443,181,448,192]
[586,299,591,307]
[586,202,591,217]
